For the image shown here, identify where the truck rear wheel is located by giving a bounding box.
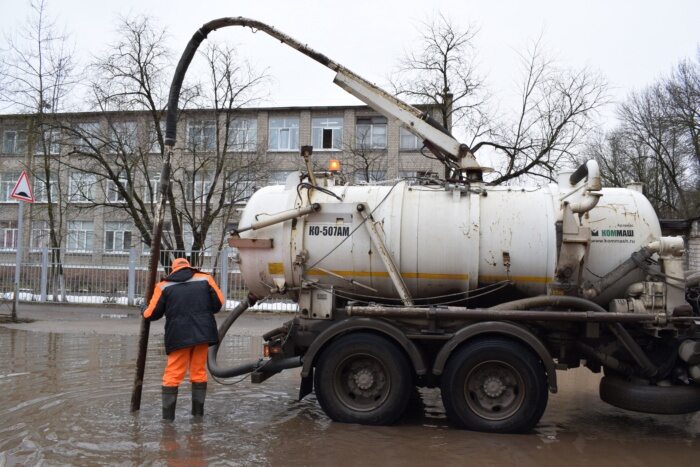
[314,332,412,425]
[441,337,548,433]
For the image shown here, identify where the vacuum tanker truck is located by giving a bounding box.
[161,18,700,433]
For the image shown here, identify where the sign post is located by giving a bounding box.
[10,171,34,322]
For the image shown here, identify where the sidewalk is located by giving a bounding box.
[0,301,290,337]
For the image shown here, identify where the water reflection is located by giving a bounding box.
[0,327,698,465]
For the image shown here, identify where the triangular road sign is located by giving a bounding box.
[10,171,35,203]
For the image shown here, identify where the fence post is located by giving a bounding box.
[127,247,137,306]
[40,247,49,302]
[219,247,229,308]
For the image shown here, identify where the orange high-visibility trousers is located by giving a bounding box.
[162,343,209,387]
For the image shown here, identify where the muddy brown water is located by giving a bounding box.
[1,327,699,466]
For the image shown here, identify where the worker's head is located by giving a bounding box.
[171,258,191,272]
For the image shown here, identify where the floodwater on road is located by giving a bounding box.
[1,326,699,466]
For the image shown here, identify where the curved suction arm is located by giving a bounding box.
[163,17,479,170]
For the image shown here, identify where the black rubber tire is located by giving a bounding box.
[314,332,412,425]
[600,375,700,414]
[440,337,548,433]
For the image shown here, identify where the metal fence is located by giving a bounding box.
[0,248,297,312]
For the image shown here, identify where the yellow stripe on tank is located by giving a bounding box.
[478,274,552,284]
[305,269,469,281]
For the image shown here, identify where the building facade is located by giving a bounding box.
[0,105,445,263]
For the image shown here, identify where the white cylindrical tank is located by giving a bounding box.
[236,176,661,305]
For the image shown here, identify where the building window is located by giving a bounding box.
[227,118,257,152]
[182,224,212,255]
[107,121,137,154]
[187,120,216,151]
[354,169,387,184]
[34,128,61,156]
[144,175,161,203]
[0,220,18,250]
[72,122,101,153]
[143,221,171,254]
[1,172,21,202]
[69,172,96,203]
[186,171,213,203]
[34,176,59,203]
[2,129,27,155]
[268,117,299,151]
[356,116,387,150]
[312,117,343,150]
[269,170,294,185]
[104,221,133,252]
[148,121,166,154]
[400,127,422,151]
[399,170,439,185]
[67,221,94,252]
[226,173,258,204]
[30,220,51,250]
[106,179,128,203]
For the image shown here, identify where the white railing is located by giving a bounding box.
[0,248,297,312]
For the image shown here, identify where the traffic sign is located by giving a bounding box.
[10,171,34,203]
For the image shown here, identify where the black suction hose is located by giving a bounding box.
[207,294,261,378]
[166,18,318,380]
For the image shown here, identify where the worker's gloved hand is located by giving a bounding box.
[139,302,148,320]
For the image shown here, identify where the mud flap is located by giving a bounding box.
[299,367,313,400]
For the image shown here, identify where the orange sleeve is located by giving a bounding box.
[207,275,225,306]
[143,283,164,319]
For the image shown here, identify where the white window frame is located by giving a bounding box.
[106,178,129,204]
[312,117,343,151]
[0,220,18,250]
[30,220,51,251]
[1,172,21,203]
[187,120,217,152]
[355,116,387,150]
[107,121,137,154]
[142,221,172,255]
[34,176,59,203]
[34,128,61,156]
[226,175,257,204]
[72,122,101,152]
[226,118,257,152]
[69,172,96,203]
[104,221,133,253]
[399,127,422,151]
[144,175,161,203]
[186,171,213,204]
[3,129,27,155]
[149,122,166,154]
[354,169,387,184]
[269,170,294,185]
[182,224,212,256]
[268,117,299,152]
[67,220,94,252]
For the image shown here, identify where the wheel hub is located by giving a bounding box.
[464,360,526,421]
[353,369,375,391]
[483,376,506,398]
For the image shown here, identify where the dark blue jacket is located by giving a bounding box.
[143,267,224,354]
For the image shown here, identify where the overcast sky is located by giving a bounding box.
[1,0,699,129]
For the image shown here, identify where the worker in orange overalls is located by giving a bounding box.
[142,257,225,421]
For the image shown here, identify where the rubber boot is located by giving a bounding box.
[192,382,207,417]
[162,386,178,421]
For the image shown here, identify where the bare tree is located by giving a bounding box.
[392,18,607,185]
[585,56,700,218]
[60,19,268,268]
[390,13,488,143]
[473,40,607,185]
[171,41,268,266]
[340,129,388,183]
[0,0,76,300]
